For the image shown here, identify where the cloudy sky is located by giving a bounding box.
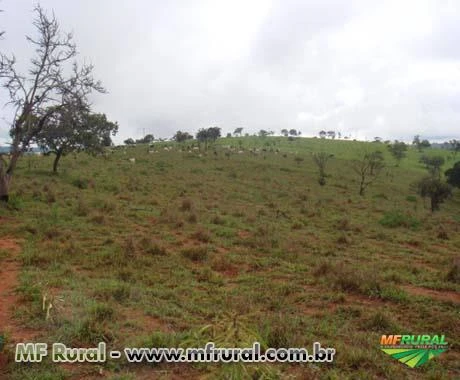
[1,0,459,143]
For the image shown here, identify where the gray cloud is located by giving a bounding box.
[1,0,460,144]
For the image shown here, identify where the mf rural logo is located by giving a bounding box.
[380,335,448,368]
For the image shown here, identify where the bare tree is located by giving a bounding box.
[313,151,332,186]
[0,5,104,201]
[352,151,385,196]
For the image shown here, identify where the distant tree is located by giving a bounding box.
[416,177,452,212]
[313,151,332,186]
[281,129,288,137]
[445,161,460,188]
[173,131,193,143]
[37,108,118,172]
[337,132,342,139]
[289,129,297,136]
[196,126,221,150]
[420,139,431,150]
[374,137,382,143]
[327,131,336,139]
[294,156,304,166]
[226,132,232,138]
[449,139,460,157]
[136,134,154,144]
[233,127,243,136]
[319,130,327,139]
[420,155,445,178]
[207,127,221,141]
[124,138,135,145]
[387,141,408,166]
[258,129,269,137]
[352,151,385,195]
[413,135,431,152]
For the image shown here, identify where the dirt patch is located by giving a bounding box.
[237,230,251,239]
[120,307,171,334]
[0,238,20,253]
[0,238,37,343]
[402,285,460,304]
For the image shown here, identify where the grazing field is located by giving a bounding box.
[1,136,459,379]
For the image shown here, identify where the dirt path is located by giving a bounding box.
[402,285,460,304]
[0,238,36,343]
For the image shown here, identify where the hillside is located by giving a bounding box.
[1,136,459,379]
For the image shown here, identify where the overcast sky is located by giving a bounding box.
[1,0,459,143]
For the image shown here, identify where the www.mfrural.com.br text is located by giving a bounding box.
[15,342,335,364]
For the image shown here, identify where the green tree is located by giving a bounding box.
[416,177,452,212]
[173,131,193,143]
[445,161,460,188]
[233,127,243,136]
[449,139,460,158]
[37,108,118,172]
[327,130,336,139]
[196,127,221,150]
[124,138,135,145]
[420,155,445,178]
[136,134,154,144]
[412,135,431,151]
[387,141,408,166]
[0,5,104,201]
[281,129,288,137]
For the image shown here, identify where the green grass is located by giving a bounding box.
[1,136,459,379]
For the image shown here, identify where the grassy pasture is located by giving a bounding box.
[1,136,459,379]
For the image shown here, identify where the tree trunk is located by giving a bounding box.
[359,176,365,196]
[53,150,63,173]
[0,150,21,202]
[0,173,11,202]
[430,197,437,213]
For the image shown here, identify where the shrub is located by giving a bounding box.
[437,227,449,240]
[336,233,352,245]
[72,177,89,189]
[91,213,106,225]
[211,215,225,225]
[364,311,396,332]
[335,217,351,231]
[313,261,333,277]
[181,246,208,262]
[259,314,301,348]
[191,229,212,243]
[446,259,460,283]
[179,198,192,211]
[123,237,136,257]
[379,211,420,229]
[90,303,115,322]
[445,161,460,188]
[187,213,198,223]
[75,198,89,216]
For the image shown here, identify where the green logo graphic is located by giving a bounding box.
[380,335,448,368]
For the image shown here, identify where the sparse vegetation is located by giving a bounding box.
[0,136,458,379]
[312,151,332,186]
[352,150,385,195]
